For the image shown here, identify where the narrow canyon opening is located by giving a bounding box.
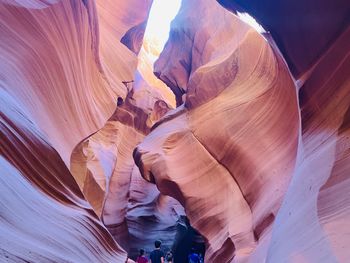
[71,0,208,261]
[70,0,304,261]
[133,0,182,108]
[1,0,348,263]
[121,0,208,260]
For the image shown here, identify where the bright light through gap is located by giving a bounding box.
[144,0,182,53]
[237,12,265,33]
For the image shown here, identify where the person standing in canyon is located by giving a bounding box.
[149,240,165,263]
[165,250,173,263]
[136,249,148,263]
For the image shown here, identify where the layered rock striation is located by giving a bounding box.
[136,0,300,261]
[0,0,154,261]
[218,0,350,261]
[0,88,127,262]
[135,0,350,262]
[71,91,184,257]
[1,0,349,262]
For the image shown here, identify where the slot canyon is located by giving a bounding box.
[0,0,349,262]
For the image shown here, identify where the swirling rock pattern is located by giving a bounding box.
[136,0,300,262]
[1,0,349,262]
[218,0,350,262]
[218,0,350,78]
[136,0,350,262]
[1,0,113,166]
[71,91,184,258]
[127,166,185,257]
[0,0,153,262]
[262,28,350,263]
[0,89,127,262]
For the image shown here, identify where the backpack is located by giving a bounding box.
[166,251,173,261]
[189,253,200,263]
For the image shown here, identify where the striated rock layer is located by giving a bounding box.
[136,0,300,261]
[218,0,350,78]
[1,0,184,260]
[135,0,350,262]
[71,87,184,258]
[1,0,349,262]
[218,0,350,262]
[0,89,127,262]
[2,0,111,166]
[0,0,154,261]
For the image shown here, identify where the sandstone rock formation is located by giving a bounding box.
[137,0,300,261]
[218,0,350,262]
[0,0,153,261]
[135,0,350,262]
[1,0,183,260]
[218,0,350,78]
[0,89,127,262]
[0,0,141,166]
[1,0,349,262]
[69,9,184,254]
[71,91,184,257]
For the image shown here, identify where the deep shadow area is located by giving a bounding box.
[172,216,206,262]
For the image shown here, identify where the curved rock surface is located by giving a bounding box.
[0,0,185,258]
[263,28,350,263]
[1,0,106,166]
[1,0,349,262]
[0,0,150,166]
[218,0,350,78]
[71,90,184,258]
[136,0,300,261]
[0,89,127,262]
[218,1,350,262]
[0,0,153,261]
[136,0,350,262]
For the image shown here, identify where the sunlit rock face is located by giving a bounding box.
[0,90,127,262]
[69,5,184,251]
[137,0,349,262]
[69,2,185,253]
[136,0,300,262]
[71,91,184,257]
[1,0,183,260]
[0,0,153,261]
[0,0,147,167]
[217,0,350,262]
[1,0,348,262]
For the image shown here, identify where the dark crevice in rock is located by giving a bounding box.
[254,213,275,241]
[120,21,148,54]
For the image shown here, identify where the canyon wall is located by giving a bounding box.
[218,0,350,262]
[218,0,349,78]
[135,0,350,262]
[71,93,184,257]
[136,0,300,261]
[0,0,154,261]
[0,88,127,262]
[1,0,348,262]
[1,0,184,261]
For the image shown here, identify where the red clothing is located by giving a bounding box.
[136,256,148,263]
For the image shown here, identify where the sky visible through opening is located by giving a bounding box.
[143,1,266,59]
[144,1,265,49]
[144,0,182,52]
[135,0,182,107]
[137,0,266,108]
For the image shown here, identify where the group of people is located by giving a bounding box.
[136,240,203,263]
[136,240,172,263]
